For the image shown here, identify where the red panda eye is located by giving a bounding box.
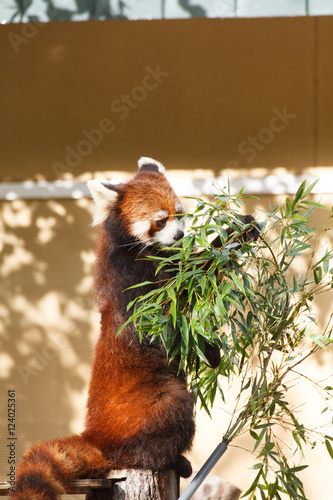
[156,218,167,228]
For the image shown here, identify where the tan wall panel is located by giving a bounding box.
[0,198,96,500]
[0,17,317,181]
[317,17,333,166]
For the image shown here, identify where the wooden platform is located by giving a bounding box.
[0,469,179,499]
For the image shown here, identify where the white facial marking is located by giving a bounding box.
[131,203,185,247]
[153,210,168,221]
[131,220,151,243]
[153,218,184,246]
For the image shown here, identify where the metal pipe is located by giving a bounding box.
[178,441,228,500]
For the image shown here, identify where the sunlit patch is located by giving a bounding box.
[0,353,14,379]
[36,216,57,245]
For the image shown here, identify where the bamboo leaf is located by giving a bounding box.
[313,266,322,285]
[181,315,189,349]
[288,465,309,472]
[302,178,319,198]
[230,272,246,295]
[301,200,327,210]
[325,439,333,460]
[292,181,306,207]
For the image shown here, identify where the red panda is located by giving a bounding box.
[12,157,259,499]
[12,158,198,499]
[82,157,196,475]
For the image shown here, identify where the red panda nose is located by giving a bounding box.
[175,230,184,241]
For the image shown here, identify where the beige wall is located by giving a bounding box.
[0,15,333,500]
[0,193,332,500]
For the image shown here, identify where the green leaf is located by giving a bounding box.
[170,300,177,328]
[285,197,292,216]
[267,480,278,498]
[292,180,306,208]
[221,281,233,297]
[288,465,309,472]
[230,272,246,295]
[253,428,266,452]
[323,257,330,274]
[250,429,260,440]
[325,439,333,460]
[310,334,333,350]
[127,280,154,289]
[241,469,262,497]
[248,462,263,470]
[181,315,189,349]
[301,200,327,210]
[214,294,224,318]
[250,394,257,419]
[313,266,322,284]
[302,178,319,198]
[291,213,309,222]
[292,431,303,450]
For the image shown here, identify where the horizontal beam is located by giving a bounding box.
[0,174,330,201]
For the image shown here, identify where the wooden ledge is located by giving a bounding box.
[0,469,179,499]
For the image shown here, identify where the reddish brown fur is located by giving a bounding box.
[12,435,109,499]
[119,170,181,231]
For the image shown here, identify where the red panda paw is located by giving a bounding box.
[204,342,221,368]
[173,455,192,478]
[242,215,261,242]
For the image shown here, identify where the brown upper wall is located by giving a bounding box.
[0,16,332,181]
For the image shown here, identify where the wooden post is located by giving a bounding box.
[102,469,179,500]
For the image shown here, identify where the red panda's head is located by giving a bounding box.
[87,158,186,247]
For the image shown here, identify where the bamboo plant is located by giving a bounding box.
[121,180,333,500]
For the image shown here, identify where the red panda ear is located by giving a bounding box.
[138,157,165,175]
[87,179,122,226]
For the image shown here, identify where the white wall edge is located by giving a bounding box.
[0,174,332,201]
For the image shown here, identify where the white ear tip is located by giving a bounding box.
[87,179,118,226]
[87,179,100,194]
[138,157,165,174]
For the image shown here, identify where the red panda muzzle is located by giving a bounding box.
[174,229,185,241]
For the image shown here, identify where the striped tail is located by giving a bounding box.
[11,435,110,499]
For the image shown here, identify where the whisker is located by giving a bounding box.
[118,240,144,251]
[118,238,155,255]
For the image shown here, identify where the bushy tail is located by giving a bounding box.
[11,435,110,499]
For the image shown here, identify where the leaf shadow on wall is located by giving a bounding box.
[0,196,98,476]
